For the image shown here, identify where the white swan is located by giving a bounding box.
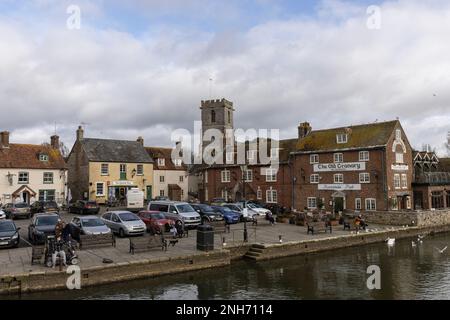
[411,241,417,247]
[386,238,396,246]
[435,246,448,254]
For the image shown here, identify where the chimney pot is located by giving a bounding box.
[298,122,312,139]
[50,135,60,149]
[137,136,144,146]
[1,131,10,148]
[76,126,84,141]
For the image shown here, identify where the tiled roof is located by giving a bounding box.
[439,158,450,172]
[0,144,66,169]
[81,138,153,163]
[145,147,187,170]
[295,120,399,152]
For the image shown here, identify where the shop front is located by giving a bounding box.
[107,180,138,205]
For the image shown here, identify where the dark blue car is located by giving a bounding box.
[212,206,240,224]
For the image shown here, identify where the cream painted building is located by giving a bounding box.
[67,127,154,204]
[0,131,67,206]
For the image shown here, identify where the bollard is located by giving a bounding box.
[222,237,227,247]
[243,220,248,242]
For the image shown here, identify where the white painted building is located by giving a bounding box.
[0,131,67,206]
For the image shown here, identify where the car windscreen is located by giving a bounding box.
[81,218,104,227]
[176,204,196,213]
[0,221,16,232]
[118,212,139,221]
[150,213,166,220]
[219,206,232,212]
[14,203,29,208]
[36,216,59,226]
[44,202,58,208]
[248,204,257,208]
[199,205,215,212]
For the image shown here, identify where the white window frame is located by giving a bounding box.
[334,153,344,163]
[18,172,29,184]
[266,188,278,204]
[159,190,165,197]
[265,168,277,182]
[359,173,370,184]
[160,175,165,183]
[257,187,262,200]
[307,197,317,209]
[401,174,408,189]
[394,174,401,189]
[174,159,182,167]
[43,172,54,184]
[101,164,109,176]
[158,158,165,166]
[396,152,404,164]
[226,152,234,164]
[334,174,344,184]
[359,151,370,162]
[365,198,376,211]
[242,169,253,182]
[355,198,362,211]
[221,170,231,183]
[39,154,49,162]
[136,164,144,176]
[96,182,105,197]
[336,134,348,144]
[310,154,319,164]
[310,174,320,184]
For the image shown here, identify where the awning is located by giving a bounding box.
[12,185,37,197]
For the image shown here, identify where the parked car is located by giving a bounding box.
[191,204,224,224]
[30,201,59,215]
[28,213,60,244]
[3,202,31,219]
[137,210,174,233]
[0,210,6,220]
[210,198,227,206]
[211,206,240,224]
[69,216,111,241]
[68,200,100,215]
[0,220,20,248]
[148,201,201,228]
[153,196,170,201]
[101,211,146,237]
[222,203,256,221]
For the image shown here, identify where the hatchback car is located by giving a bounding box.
[28,213,60,244]
[0,220,20,248]
[68,200,100,215]
[101,211,146,237]
[0,210,6,220]
[191,204,224,224]
[211,206,240,224]
[137,211,174,233]
[30,201,59,215]
[3,202,31,219]
[69,216,111,241]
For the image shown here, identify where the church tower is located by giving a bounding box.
[200,98,235,151]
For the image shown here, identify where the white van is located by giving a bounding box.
[127,188,144,212]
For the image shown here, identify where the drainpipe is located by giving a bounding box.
[382,148,388,210]
[288,153,295,210]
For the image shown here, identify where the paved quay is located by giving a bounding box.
[1,209,449,295]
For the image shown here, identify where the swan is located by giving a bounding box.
[386,238,395,246]
[435,246,448,254]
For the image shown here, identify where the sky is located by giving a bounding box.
[0,0,449,155]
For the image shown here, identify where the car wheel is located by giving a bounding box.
[119,228,125,238]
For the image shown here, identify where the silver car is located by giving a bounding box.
[101,211,146,237]
[69,216,111,241]
[147,201,201,228]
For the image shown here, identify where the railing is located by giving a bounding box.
[218,226,258,247]
[414,172,450,185]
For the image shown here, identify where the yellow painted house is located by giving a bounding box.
[67,127,154,204]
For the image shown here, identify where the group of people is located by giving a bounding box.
[47,219,74,268]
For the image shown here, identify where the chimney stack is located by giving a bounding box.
[1,131,10,149]
[137,136,144,146]
[76,126,84,141]
[298,122,312,139]
[51,135,60,149]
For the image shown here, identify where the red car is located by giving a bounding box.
[137,211,174,233]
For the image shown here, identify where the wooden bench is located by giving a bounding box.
[31,246,46,265]
[209,221,230,234]
[306,221,332,235]
[129,235,167,254]
[79,233,116,250]
[343,219,366,232]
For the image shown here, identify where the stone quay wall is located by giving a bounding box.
[361,209,450,227]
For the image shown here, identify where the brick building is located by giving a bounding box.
[292,120,414,212]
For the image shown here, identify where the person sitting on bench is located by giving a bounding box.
[266,212,276,225]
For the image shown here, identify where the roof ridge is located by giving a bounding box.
[309,120,398,134]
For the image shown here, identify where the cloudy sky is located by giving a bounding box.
[0,0,449,155]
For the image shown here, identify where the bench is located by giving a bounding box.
[79,233,116,250]
[306,221,332,235]
[31,246,46,265]
[129,235,167,254]
[209,221,230,234]
[343,219,366,232]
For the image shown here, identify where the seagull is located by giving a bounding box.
[418,234,426,240]
[411,241,417,247]
[386,238,396,246]
[435,246,448,254]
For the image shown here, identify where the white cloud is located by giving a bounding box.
[0,0,449,156]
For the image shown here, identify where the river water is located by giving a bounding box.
[13,232,450,300]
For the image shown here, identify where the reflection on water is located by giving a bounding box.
[9,233,450,300]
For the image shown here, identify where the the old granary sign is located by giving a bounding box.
[313,162,366,172]
[318,184,362,191]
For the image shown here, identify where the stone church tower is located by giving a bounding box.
[200,98,235,151]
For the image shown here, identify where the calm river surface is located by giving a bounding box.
[13,233,450,300]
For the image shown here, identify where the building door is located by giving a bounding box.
[414,191,423,210]
[22,191,29,204]
[146,186,152,201]
[334,197,344,214]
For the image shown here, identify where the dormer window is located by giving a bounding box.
[39,154,49,162]
[336,134,348,144]
[158,158,165,166]
[174,159,182,167]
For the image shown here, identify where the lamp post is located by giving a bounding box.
[240,165,248,242]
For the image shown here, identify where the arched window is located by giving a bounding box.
[211,110,216,123]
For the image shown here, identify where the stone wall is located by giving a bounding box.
[361,209,450,227]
